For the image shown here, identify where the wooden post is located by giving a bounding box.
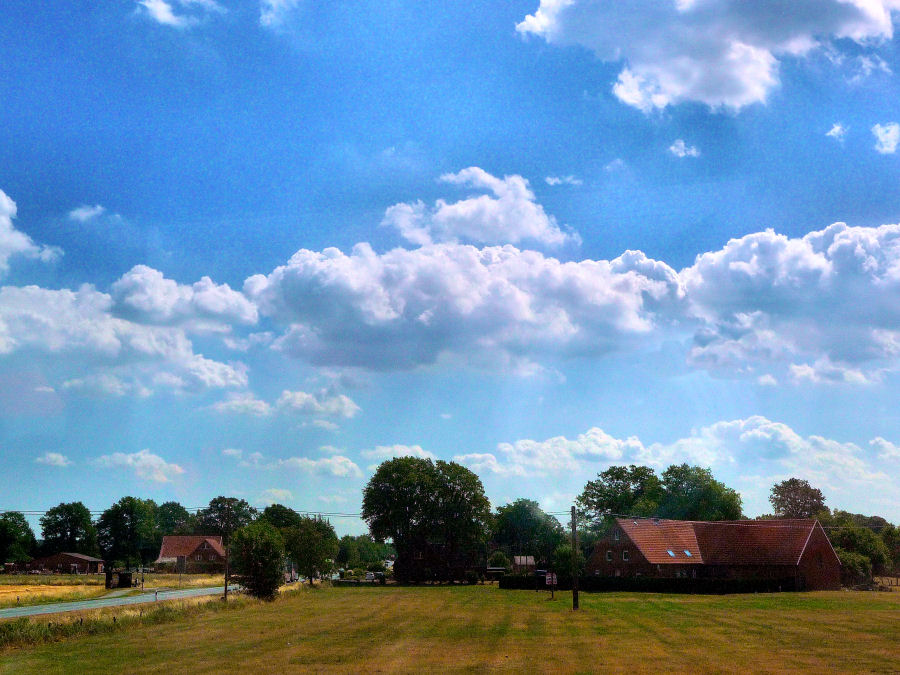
[571,506,579,611]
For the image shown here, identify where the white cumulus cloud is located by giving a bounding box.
[683,222,900,382]
[276,389,361,419]
[0,189,62,277]
[36,452,72,467]
[517,0,900,112]
[244,240,684,371]
[456,416,890,499]
[111,265,258,327]
[545,175,583,186]
[382,167,580,248]
[138,0,224,29]
[278,455,362,478]
[68,204,106,223]
[256,488,294,505]
[669,139,700,158]
[95,449,185,482]
[872,122,900,154]
[826,123,847,142]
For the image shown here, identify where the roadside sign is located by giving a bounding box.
[546,573,557,586]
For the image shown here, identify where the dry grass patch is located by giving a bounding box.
[0,585,107,609]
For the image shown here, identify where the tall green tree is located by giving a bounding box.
[577,465,662,526]
[40,501,98,556]
[196,497,257,545]
[156,501,195,536]
[96,497,157,568]
[283,516,339,582]
[362,457,490,582]
[657,464,743,521]
[260,504,302,530]
[491,499,564,566]
[230,520,285,600]
[769,478,827,519]
[0,513,36,562]
[578,464,742,525]
[196,497,257,599]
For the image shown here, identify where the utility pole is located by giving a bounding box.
[223,500,231,602]
[570,505,579,611]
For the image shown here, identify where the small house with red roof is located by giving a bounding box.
[155,535,226,572]
[586,518,840,591]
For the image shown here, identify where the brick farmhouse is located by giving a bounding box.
[155,535,226,573]
[586,518,841,591]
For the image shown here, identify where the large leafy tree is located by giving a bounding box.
[283,516,339,582]
[260,504,303,530]
[362,457,491,582]
[577,465,662,526]
[230,520,285,600]
[769,478,827,519]
[657,464,743,521]
[40,501,99,556]
[578,464,742,525]
[491,499,564,566]
[196,497,257,545]
[0,512,36,562]
[156,501,195,536]
[96,497,158,567]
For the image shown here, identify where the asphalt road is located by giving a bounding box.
[0,585,238,620]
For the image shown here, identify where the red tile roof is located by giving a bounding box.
[616,518,820,566]
[156,535,225,562]
[617,518,703,564]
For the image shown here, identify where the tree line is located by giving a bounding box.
[359,458,900,585]
[3,459,898,590]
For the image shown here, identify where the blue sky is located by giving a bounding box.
[2,0,900,534]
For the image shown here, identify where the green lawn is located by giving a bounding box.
[2,585,898,673]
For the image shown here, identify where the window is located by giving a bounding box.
[622,550,630,562]
[613,529,620,541]
[196,554,202,561]
[666,549,675,557]
[684,550,692,557]
[606,550,613,562]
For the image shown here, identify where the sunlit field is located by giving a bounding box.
[2,584,898,674]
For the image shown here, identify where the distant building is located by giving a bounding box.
[512,555,536,573]
[586,518,840,591]
[28,552,104,574]
[155,535,226,573]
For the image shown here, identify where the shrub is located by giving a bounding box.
[836,547,872,586]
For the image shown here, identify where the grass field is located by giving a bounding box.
[2,584,898,673]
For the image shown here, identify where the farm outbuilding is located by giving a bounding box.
[586,518,840,591]
[27,552,104,574]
